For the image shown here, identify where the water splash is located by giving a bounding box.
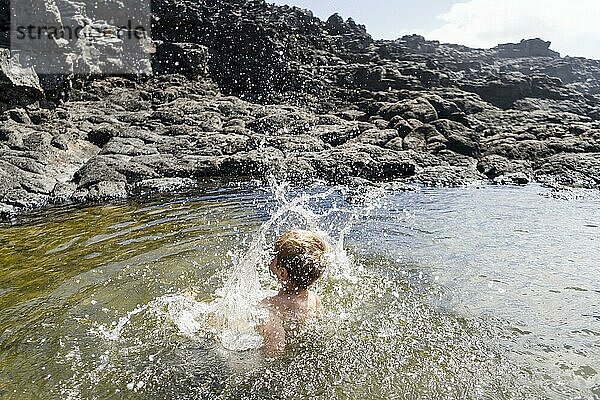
[201,180,387,351]
[94,180,389,352]
[94,304,149,341]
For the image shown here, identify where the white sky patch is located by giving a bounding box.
[426,0,600,59]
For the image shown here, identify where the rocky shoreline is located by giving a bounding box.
[1,0,600,218]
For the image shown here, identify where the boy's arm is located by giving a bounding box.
[256,304,286,357]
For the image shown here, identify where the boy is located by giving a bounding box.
[257,230,328,356]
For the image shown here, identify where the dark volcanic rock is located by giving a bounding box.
[478,155,532,185]
[152,42,210,79]
[494,39,560,58]
[0,50,44,102]
[2,0,600,218]
[534,153,600,189]
[432,119,481,157]
[305,143,416,182]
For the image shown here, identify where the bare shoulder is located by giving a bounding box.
[260,295,284,313]
[259,297,273,308]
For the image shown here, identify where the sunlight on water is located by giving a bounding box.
[0,181,598,399]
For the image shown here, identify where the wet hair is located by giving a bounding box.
[274,230,329,290]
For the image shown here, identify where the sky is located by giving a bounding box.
[270,0,600,60]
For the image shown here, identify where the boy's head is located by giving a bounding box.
[271,230,328,290]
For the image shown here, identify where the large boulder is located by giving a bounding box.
[460,72,532,109]
[0,50,44,102]
[325,13,369,37]
[477,155,532,185]
[152,42,210,79]
[494,38,560,58]
[412,165,486,187]
[305,143,416,182]
[151,0,297,95]
[380,98,438,123]
[8,0,153,95]
[534,153,600,189]
[325,13,346,35]
[432,119,481,158]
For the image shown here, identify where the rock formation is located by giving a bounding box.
[1,0,600,218]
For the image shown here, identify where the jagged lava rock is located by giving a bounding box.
[1,0,600,218]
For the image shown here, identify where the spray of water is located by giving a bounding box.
[210,180,387,351]
[93,180,388,353]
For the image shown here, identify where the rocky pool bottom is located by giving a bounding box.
[0,181,598,399]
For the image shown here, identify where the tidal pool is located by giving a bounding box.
[0,181,598,399]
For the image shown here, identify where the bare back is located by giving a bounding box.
[257,290,322,356]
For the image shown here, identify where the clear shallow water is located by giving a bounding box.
[0,181,598,399]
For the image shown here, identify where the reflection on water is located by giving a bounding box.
[0,181,598,399]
